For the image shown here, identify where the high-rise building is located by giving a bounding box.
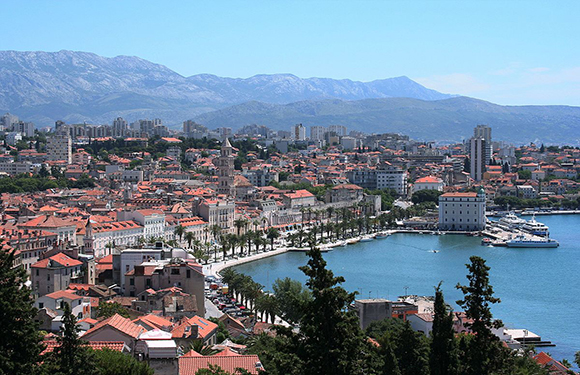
[310,126,326,141]
[470,137,486,181]
[328,125,347,137]
[292,124,306,141]
[47,134,72,164]
[216,138,235,197]
[0,113,18,131]
[112,117,128,138]
[473,125,493,163]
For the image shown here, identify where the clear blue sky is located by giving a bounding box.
[2,1,579,105]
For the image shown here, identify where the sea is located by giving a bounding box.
[233,214,580,362]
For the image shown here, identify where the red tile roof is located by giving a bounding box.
[42,340,126,355]
[31,253,82,269]
[179,355,264,375]
[172,316,218,340]
[44,290,83,300]
[83,313,145,339]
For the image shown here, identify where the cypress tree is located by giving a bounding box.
[299,247,368,375]
[430,282,459,375]
[394,320,430,375]
[0,245,44,375]
[456,256,504,375]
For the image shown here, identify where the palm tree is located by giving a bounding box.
[227,234,238,258]
[297,228,306,247]
[186,339,218,356]
[266,227,280,251]
[210,224,222,243]
[245,230,254,255]
[184,231,195,248]
[174,224,185,243]
[234,218,248,236]
[326,206,335,222]
[105,241,114,255]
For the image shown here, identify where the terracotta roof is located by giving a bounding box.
[44,290,83,300]
[133,314,173,330]
[172,316,218,340]
[440,192,477,198]
[179,355,264,374]
[83,313,145,339]
[31,253,82,269]
[42,340,126,355]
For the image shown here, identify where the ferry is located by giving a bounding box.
[521,215,549,236]
[506,235,559,248]
[498,212,527,229]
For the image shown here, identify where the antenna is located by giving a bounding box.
[404,286,409,297]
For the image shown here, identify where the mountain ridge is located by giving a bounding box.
[0,50,454,125]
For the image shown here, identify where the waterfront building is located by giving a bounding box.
[346,164,408,195]
[438,188,486,231]
[192,197,235,234]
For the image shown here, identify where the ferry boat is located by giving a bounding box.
[506,235,559,248]
[521,215,549,236]
[498,212,527,229]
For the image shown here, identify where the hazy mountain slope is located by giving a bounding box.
[0,50,453,125]
[193,97,580,144]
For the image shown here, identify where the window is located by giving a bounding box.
[130,278,134,286]
[171,268,180,275]
[39,302,44,309]
[186,270,191,278]
[126,265,130,272]
[146,278,151,287]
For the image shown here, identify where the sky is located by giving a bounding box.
[1,0,579,106]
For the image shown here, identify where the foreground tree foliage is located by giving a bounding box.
[430,282,459,375]
[96,301,130,319]
[0,246,45,375]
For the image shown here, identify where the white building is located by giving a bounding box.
[340,136,357,150]
[119,248,164,293]
[112,117,128,138]
[412,176,444,193]
[47,134,72,164]
[292,124,306,141]
[438,189,486,231]
[328,125,347,136]
[0,161,35,175]
[85,220,144,258]
[118,210,166,240]
[5,132,23,145]
[377,166,408,195]
[310,126,326,141]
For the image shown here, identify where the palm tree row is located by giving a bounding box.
[220,268,278,324]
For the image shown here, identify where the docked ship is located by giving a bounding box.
[506,235,559,248]
[498,212,527,229]
[521,215,549,236]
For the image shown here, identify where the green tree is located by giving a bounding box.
[430,282,459,375]
[185,231,195,249]
[0,245,45,375]
[411,189,443,204]
[46,303,98,375]
[266,227,280,251]
[174,224,185,243]
[456,256,504,375]
[518,169,532,180]
[299,247,369,375]
[272,277,312,324]
[97,301,130,319]
[394,321,430,375]
[92,348,153,375]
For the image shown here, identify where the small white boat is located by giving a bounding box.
[429,249,440,253]
[498,212,527,229]
[506,235,559,248]
[359,236,374,242]
[376,233,389,239]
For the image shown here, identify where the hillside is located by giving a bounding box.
[193,97,580,144]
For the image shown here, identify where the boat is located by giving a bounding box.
[522,215,549,236]
[359,235,374,242]
[481,237,493,246]
[498,212,527,229]
[429,249,439,253]
[506,235,559,248]
[376,233,389,239]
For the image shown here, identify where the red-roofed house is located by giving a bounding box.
[82,313,146,350]
[172,315,218,346]
[413,176,444,193]
[281,189,316,208]
[31,253,83,296]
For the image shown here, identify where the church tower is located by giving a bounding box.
[217,138,235,197]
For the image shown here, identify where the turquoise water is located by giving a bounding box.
[233,214,580,362]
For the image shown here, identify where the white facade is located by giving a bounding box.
[412,176,444,193]
[310,126,326,141]
[377,166,408,195]
[5,132,22,145]
[118,210,166,240]
[0,161,35,175]
[438,189,486,231]
[292,124,306,141]
[340,136,357,150]
[328,125,347,136]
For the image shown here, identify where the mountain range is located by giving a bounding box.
[1,50,579,144]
